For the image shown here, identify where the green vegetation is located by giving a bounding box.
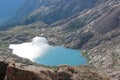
[81,50,91,62]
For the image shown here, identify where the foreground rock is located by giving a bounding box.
[0,59,111,80]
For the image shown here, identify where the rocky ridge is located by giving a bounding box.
[0,59,111,80]
[1,0,104,29]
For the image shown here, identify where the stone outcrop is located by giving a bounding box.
[0,59,111,80]
[0,62,8,80]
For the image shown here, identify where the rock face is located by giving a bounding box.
[0,62,8,80]
[93,5,120,34]
[0,59,111,80]
[6,65,54,80]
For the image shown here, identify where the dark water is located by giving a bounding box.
[35,46,87,66]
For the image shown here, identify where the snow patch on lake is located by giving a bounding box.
[9,37,50,61]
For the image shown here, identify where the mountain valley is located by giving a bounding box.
[0,0,120,80]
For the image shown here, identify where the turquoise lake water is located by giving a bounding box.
[9,37,87,66]
[35,46,87,66]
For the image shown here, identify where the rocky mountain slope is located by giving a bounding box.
[0,0,120,80]
[1,0,102,29]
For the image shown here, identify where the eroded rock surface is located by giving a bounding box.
[0,59,111,80]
